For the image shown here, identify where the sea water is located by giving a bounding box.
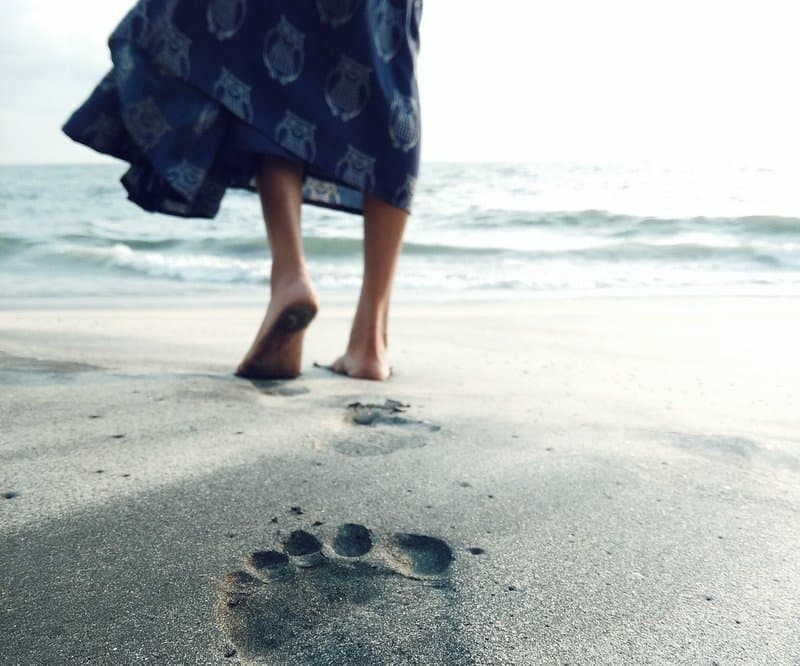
[1,161,799,302]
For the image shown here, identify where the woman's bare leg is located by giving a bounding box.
[236,155,318,379]
[332,192,408,381]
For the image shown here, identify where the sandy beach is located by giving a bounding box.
[1,294,798,664]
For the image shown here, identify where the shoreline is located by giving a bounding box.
[3,286,800,311]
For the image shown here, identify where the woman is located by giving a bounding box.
[63,0,423,381]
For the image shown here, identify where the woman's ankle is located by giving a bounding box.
[347,321,387,356]
[270,265,315,295]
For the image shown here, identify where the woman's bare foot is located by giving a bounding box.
[236,272,318,380]
[331,351,390,381]
[331,321,391,381]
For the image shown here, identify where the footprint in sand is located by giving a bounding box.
[217,523,468,665]
[0,351,102,384]
[176,377,311,404]
[332,400,440,457]
[346,399,439,430]
[248,379,311,397]
[662,430,800,471]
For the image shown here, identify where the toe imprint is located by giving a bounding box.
[216,523,464,664]
[283,529,325,567]
[333,523,373,557]
[383,532,454,578]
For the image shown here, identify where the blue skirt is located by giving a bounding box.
[62,0,423,218]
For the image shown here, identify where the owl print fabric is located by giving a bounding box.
[62,0,423,218]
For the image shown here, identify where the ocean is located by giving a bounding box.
[1,162,799,302]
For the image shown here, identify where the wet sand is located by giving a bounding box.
[1,295,798,664]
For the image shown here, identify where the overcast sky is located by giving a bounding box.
[1,0,798,166]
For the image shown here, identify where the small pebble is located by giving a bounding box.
[270,517,278,523]
[312,521,324,526]
[95,470,104,474]
[468,547,485,555]
[705,595,713,601]
[2,491,19,500]
[110,434,125,439]
[223,647,237,658]
[289,506,303,515]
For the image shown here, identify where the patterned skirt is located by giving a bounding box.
[62,0,423,218]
